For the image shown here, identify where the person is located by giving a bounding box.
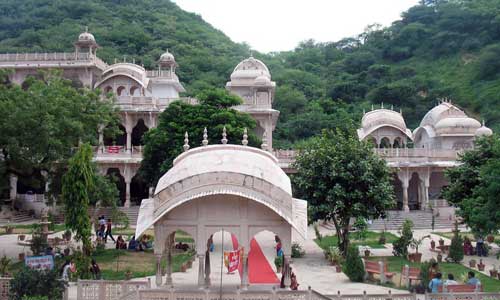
[444,273,458,286]
[428,262,440,280]
[463,237,473,256]
[208,234,214,252]
[275,235,283,257]
[90,259,101,280]
[290,271,299,290]
[104,218,115,243]
[98,215,106,238]
[61,259,76,282]
[128,235,138,251]
[428,272,443,293]
[476,236,484,256]
[116,235,127,250]
[467,271,481,287]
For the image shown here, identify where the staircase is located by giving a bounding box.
[0,206,35,224]
[89,206,140,226]
[368,210,456,230]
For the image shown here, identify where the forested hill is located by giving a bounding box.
[1,0,500,148]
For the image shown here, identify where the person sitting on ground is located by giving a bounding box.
[116,235,127,250]
[290,270,299,290]
[444,273,458,286]
[90,259,101,280]
[128,235,138,251]
[428,272,443,293]
[467,271,481,287]
[141,234,153,250]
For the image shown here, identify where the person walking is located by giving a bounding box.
[104,218,115,243]
[428,272,443,293]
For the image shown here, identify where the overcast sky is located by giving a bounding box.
[172,0,420,53]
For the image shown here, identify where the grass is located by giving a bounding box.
[315,231,399,250]
[366,256,500,292]
[92,248,194,280]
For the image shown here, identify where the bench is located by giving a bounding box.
[438,284,483,293]
[364,260,394,283]
[401,265,420,287]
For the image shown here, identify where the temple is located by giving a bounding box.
[0,29,493,215]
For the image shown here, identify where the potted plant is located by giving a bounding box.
[125,269,133,280]
[274,256,283,273]
[469,259,477,268]
[487,235,494,243]
[18,252,25,261]
[186,259,192,269]
[378,231,386,245]
[63,230,72,242]
[490,265,498,278]
[18,234,25,241]
[180,262,188,272]
[438,238,445,247]
[5,226,13,235]
[363,246,371,258]
[63,248,71,256]
[409,235,430,263]
[478,259,485,271]
[430,240,436,250]
[437,253,443,263]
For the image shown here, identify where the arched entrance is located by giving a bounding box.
[135,142,307,289]
[130,174,148,206]
[132,119,148,146]
[106,168,126,206]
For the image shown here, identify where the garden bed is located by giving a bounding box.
[315,231,398,250]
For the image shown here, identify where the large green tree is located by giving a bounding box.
[0,70,118,196]
[293,128,395,254]
[140,88,260,185]
[444,136,500,236]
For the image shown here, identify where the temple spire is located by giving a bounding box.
[183,132,190,152]
[242,128,248,146]
[202,127,208,146]
[221,126,228,144]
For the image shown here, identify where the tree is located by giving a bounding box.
[0,70,118,198]
[392,219,414,258]
[293,128,395,254]
[61,144,95,253]
[444,136,500,236]
[139,88,260,185]
[449,220,464,263]
[343,244,365,282]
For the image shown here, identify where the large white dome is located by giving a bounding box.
[230,56,271,80]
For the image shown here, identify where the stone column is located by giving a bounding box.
[9,174,17,201]
[165,249,173,287]
[283,255,291,289]
[204,250,211,287]
[197,254,205,288]
[126,128,132,153]
[124,179,131,208]
[240,254,249,290]
[98,126,104,153]
[155,254,163,287]
[402,181,409,212]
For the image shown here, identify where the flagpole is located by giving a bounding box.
[219,228,224,300]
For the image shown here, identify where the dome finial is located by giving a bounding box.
[221,126,228,144]
[183,132,190,152]
[391,104,394,111]
[202,127,208,146]
[242,128,248,146]
[381,102,384,109]
[85,25,88,33]
[261,131,268,151]
[363,108,365,115]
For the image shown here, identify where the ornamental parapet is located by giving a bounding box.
[0,52,107,69]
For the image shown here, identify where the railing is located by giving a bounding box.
[0,278,11,300]
[77,279,150,300]
[17,193,45,202]
[374,148,460,159]
[424,292,500,300]
[146,70,177,79]
[93,146,143,156]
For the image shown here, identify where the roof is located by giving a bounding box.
[358,109,412,140]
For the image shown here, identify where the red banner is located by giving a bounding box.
[107,146,121,153]
[224,247,243,274]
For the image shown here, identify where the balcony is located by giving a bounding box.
[93,146,144,163]
[0,52,108,69]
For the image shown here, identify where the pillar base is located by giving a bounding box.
[403,205,410,212]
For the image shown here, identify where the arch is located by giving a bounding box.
[131,173,148,206]
[367,136,377,148]
[104,124,126,146]
[393,137,403,148]
[106,168,126,205]
[104,86,113,94]
[130,86,141,96]
[132,119,149,146]
[380,137,391,148]
[116,86,126,96]
[393,175,403,210]
[408,172,420,210]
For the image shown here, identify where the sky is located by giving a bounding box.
[172,0,420,53]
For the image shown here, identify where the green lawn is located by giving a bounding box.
[92,249,193,280]
[1,224,67,235]
[366,256,500,292]
[315,231,398,250]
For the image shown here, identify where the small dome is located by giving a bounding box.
[361,109,407,132]
[475,124,493,137]
[254,75,271,85]
[231,56,271,80]
[78,31,95,43]
[160,51,175,63]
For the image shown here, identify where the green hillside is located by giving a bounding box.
[1,0,500,148]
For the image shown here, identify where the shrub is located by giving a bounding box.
[343,245,365,282]
[0,255,12,276]
[325,246,343,265]
[392,219,413,258]
[291,242,305,258]
[419,260,433,290]
[29,225,48,256]
[449,221,464,263]
[9,267,66,300]
[353,217,368,241]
